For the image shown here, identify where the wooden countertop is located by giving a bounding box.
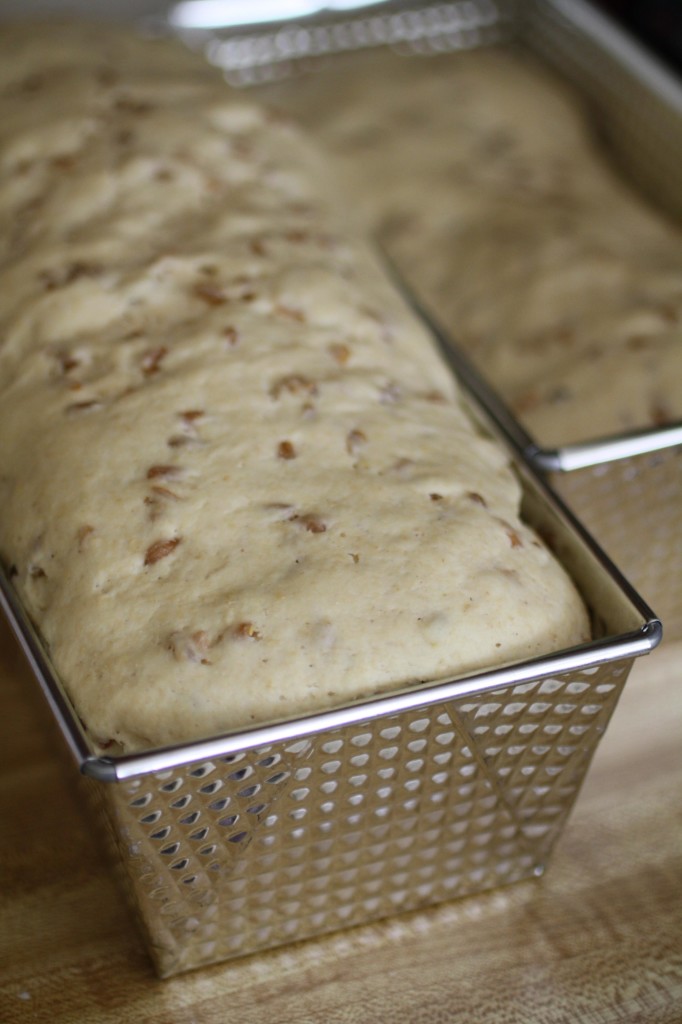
[1,615,681,1024]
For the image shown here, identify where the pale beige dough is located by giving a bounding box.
[260,47,682,445]
[0,24,589,752]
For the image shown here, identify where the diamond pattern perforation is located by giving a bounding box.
[106,738,312,968]
[168,705,540,971]
[108,705,540,974]
[553,448,681,638]
[100,658,632,975]
[450,660,630,857]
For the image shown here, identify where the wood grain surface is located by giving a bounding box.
[1,614,681,1024]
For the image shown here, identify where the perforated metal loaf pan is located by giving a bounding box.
[0,307,661,977]
[0,0,667,977]
[384,1,676,643]
[164,0,682,639]
[516,0,682,640]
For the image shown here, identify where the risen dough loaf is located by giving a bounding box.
[0,24,588,752]
[262,48,682,446]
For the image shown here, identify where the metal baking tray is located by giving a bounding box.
[529,426,682,643]
[516,0,682,640]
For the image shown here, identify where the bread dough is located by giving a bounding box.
[261,47,682,446]
[0,25,589,751]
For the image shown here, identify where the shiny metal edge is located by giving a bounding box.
[0,565,92,769]
[531,422,682,473]
[83,622,660,782]
[160,0,517,84]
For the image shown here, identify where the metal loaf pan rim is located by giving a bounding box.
[0,304,662,783]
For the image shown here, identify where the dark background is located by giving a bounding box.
[595,0,682,76]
